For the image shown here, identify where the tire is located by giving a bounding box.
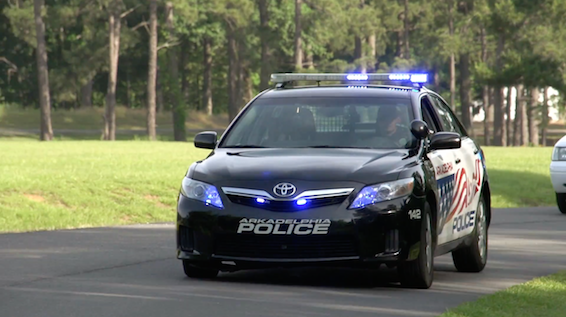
[182,260,219,279]
[451,193,488,272]
[398,202,434,289]
[555,193,566,214]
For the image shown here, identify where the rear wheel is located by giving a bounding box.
[398,203,434,289]
[182,260,219,279]
[555,193,566,214]
[452,194,488,272]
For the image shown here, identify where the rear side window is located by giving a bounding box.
[429,95,463,135]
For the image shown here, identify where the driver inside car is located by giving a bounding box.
[360,105,412,148]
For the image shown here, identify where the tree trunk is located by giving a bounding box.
[492,34,505,146]
[433,69,440,92]
[403,0,410,59]
[541,87,549,146]
[354,36,364,72]
[104,5,120,141]
[480,25,489,145]
[156,67,164,112]
[258,0,271,90]
[34,0,53,141]
[180,40,189,105]
[519,86,529,145]
[227,27,239,121]
[493,87,506,146]
[242,66,253,107]
[368,34,376,72]
[458,53,472,135]
[528,88,540,146]
[448,0,455,107]
[505,86,512,146]
[512,85,520,146]
[166,2,185,142]
[294,0,302,70]
[146,0,158,141]
[203,37,213,115]
[80,78,94,108]
[305,43,314,69]
[482,86,490,145]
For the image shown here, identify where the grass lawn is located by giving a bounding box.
[439,271,566,317]
[0,141,554,233]
[481,147,553,208]
[0,141,210,233]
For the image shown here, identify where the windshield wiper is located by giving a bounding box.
[222,145,267,148]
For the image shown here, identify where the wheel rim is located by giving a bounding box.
[425,213,432,274]
[477,200,487,261]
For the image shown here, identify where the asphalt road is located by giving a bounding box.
[1,207,565,317]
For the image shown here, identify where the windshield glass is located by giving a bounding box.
[220,96,416,149]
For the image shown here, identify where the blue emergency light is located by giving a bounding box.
[270,72,428,86]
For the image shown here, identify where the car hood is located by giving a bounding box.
[191,148,417,185]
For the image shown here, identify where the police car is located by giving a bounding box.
[550,136,566,214]
[176,73,491,289]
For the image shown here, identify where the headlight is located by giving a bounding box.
[180,178,224,209]
[552,147,566,161]
[349,178,414,209]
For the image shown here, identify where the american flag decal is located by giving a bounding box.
[437,173,455,234]
[445,168,469,225]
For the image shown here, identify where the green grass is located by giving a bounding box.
[0,142,554,233]
[439,271,566,317]
[481,147,554,208]
[0,141,210,233]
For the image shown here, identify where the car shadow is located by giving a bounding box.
[209,265,411,289]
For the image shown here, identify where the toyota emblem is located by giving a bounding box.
[273,183,296,197]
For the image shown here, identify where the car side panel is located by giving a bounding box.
[445,138,484,241]
[426,148,459,245]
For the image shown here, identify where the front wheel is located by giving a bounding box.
[555,193,566,214]
[182,260,219,279]
[452,193,488,272]
[398,203,434,289]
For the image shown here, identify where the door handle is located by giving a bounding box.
[455,158,461,164]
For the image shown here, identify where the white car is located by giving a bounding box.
[550,136,566,214]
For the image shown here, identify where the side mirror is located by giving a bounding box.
[410,120,430,140]
[429,132,461,150]
[194,131,217,149]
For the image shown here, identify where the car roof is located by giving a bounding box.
[259,85,420,99]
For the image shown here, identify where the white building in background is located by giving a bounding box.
[471,87,561,122]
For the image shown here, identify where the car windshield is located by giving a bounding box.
[220,96,416,149]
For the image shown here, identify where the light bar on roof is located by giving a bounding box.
[270,73,428,84]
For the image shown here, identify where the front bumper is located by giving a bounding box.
[550,161,566,193]
[176,193,425,270]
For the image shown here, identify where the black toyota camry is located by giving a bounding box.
[176,73,491,289]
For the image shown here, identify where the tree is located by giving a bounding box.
[147,0,157,141]
[166,1,186,141]
[104,0,122,141]
[34,0,53,141]
[294,0,302,70]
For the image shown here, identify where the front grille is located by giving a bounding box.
[226,195,348,212]
[214,234,358,259]
[178,226,194,251]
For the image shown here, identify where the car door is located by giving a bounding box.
[429,94,483,242]
[419,95,459,246]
